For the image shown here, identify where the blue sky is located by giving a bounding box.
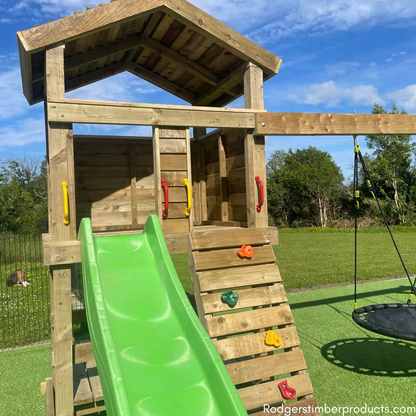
[1,0,416,181]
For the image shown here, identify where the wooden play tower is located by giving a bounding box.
[17,0,416,415]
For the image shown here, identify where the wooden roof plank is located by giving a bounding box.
[18,0,164,52]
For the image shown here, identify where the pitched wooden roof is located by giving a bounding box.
[17,0,281,106]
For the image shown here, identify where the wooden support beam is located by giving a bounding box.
[65,62,126,92]
[139,36,221,85]
[45,45,75,416]
[153,127,162,224]
[47,99,257,128]
[256,112,416,136]
[130,145,138,225]
[186,128,193,232]
[193,63,246,106]
[128,62,196,103]
[194,127,207,225]
[43,241,81,265]
[218,135,228,221]
[244,62,268,228]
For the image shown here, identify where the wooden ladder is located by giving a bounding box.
[188,227,320,415]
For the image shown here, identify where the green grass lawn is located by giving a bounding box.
[171,227,416,294]
[2,278,415,415]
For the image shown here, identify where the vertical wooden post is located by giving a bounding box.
[130,145,138,225]
[194,128,207,224]
[218,135,228,221]
[244,62,268,228]
[186,128,193,232]
[153,127,162,224]
[45,44,75,416]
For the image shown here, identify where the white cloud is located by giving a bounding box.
[248,0,416,44]
[0,68,31,120]
[325,61,360,76]
[0,17,12,23]
[289,81,386,108]
[369,62,377,67]
[0,118,45,150]
[386,58,393,63]
[386,85,416,111]
[67,72,159,102]
[7,0,416,43]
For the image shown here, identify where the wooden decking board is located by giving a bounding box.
[202,284,286,314]
[213,327,300,361]
[190,227,270,250]
[207,304,293,338]
[73,363,93,406]
[238,373,314,411]
[198,263,281,292]
[194,245,275,271]
[226,349,306,385]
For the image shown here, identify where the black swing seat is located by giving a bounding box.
[352,304,416,342]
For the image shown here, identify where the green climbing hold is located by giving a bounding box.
[221,290,239,307]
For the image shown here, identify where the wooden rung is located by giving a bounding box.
[190,228,271,250]
[198,263,281,292]
[86,362,104,403]
[226,349,306,385]
[45,378,54,416]
[238,373,314,411]
[74,341,94,364]
[194,245,275,271]
[213,327,300,361]
[250,397,320,416]
[73,363,93,406]
[202,284,286,314]
[207,304,293,338]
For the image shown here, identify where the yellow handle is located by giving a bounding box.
[184,178,192,217]
[62,182,69,225]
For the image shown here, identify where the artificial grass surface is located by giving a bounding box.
[288,278,416,411]
[0,343,51,416]
[3,279,415,415]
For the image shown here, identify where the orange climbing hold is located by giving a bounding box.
[265,330,282,348]
[238,245,253,259]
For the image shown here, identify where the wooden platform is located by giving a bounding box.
[188,227,320,414]
[46,361,106,416]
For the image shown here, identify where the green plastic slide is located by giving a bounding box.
[78,215,247,416]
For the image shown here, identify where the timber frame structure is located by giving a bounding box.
[17,0,416,415]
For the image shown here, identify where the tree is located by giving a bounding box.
[365,105,416,224]
[267,147,344,227]
[0,155,48,233]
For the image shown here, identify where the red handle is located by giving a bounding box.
[161,179,169,218]
[255,176,264,212]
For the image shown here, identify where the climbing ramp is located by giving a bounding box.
[188,227,319,415]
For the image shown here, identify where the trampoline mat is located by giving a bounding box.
[353,304,416,341]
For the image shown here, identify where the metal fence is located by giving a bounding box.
[0,234,51,348]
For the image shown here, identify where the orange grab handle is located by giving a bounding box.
[161,179,169,218]
[255,176,264,212]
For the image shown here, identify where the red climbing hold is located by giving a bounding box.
[278,379,296,400]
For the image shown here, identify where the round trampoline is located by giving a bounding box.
[352,304,416,342]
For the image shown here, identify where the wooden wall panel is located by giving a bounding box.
[74,136,155,232]
[159,127,191,233]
